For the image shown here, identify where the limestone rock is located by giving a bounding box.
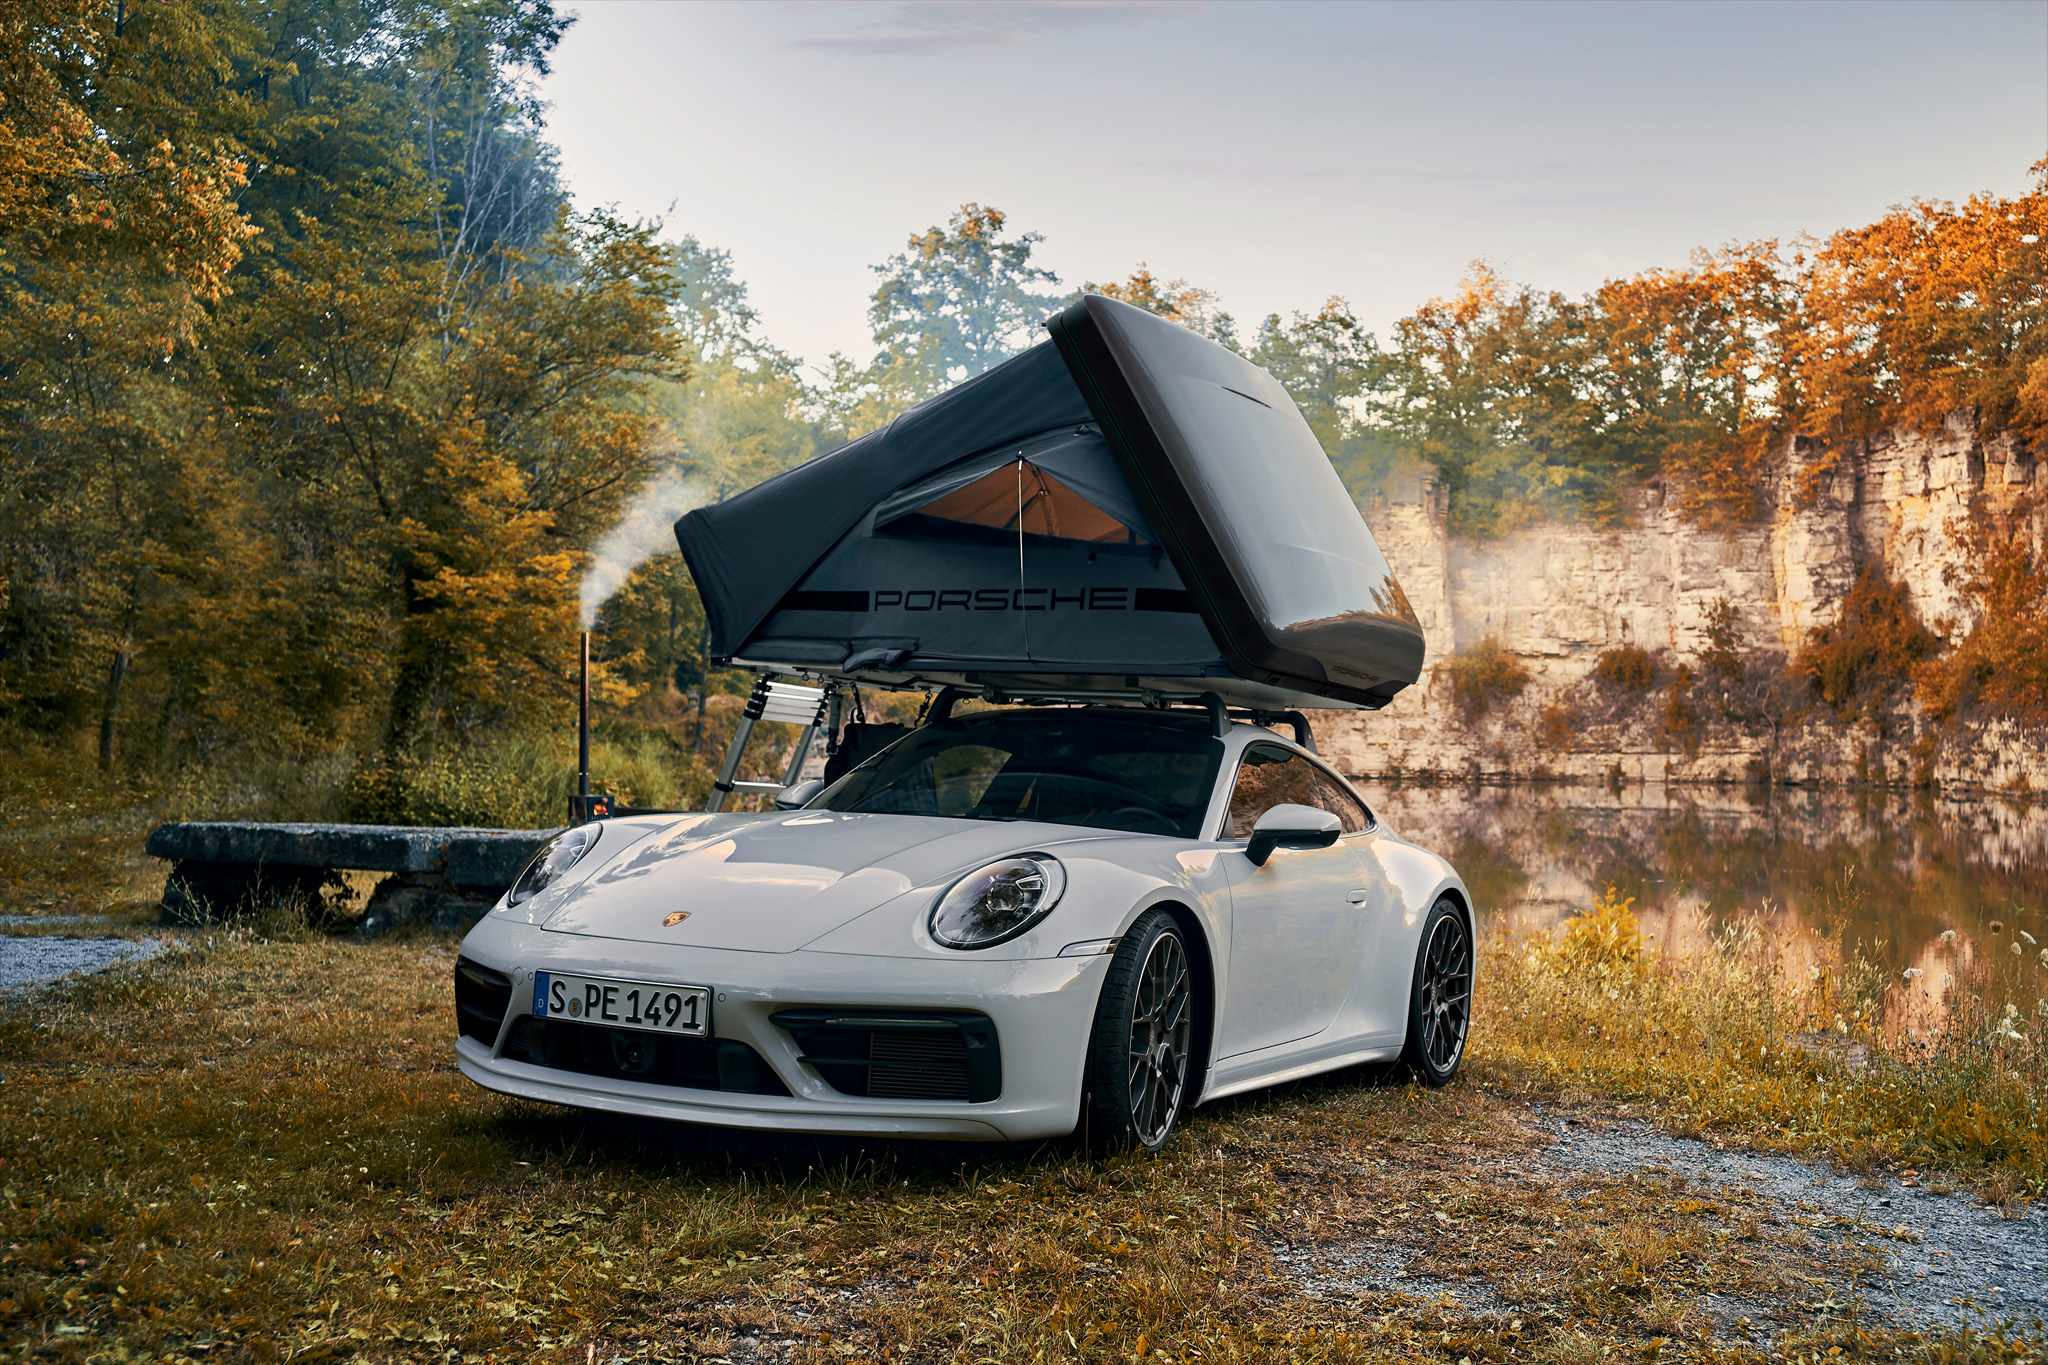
[1323,414,2048,794]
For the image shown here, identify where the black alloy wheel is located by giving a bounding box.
[1082,909,1195,1153]
[1401,897,1472,1086]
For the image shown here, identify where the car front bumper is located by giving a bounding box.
[454,912,1111,1142]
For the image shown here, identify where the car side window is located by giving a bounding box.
[1223,745,1373,837]
[1307,763,1375,834]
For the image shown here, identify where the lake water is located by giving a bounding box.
[1360,781,2048,1023]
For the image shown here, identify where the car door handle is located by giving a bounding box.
[1346,889,1371,905]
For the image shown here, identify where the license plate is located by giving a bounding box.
[533,972,710,1036]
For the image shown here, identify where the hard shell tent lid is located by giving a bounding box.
[673,294,1424,710]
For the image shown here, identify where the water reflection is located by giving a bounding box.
[1363,782,2048,1020]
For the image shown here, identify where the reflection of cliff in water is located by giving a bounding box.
[1362,782,2048,984]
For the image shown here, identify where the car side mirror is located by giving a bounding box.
[1245,803,1342,866]
[774,779,826,810]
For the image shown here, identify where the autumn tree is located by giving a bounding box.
[0,0,695,777]
[0,0,257,762]
[1790,168,2048,446]
[1083,265,1239,349]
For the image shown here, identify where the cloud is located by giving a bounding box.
[788,0,1204,54]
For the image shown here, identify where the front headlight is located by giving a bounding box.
[507,825,600,906]
[929,855,1066,950]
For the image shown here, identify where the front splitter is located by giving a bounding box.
[456,1045,1015,1141]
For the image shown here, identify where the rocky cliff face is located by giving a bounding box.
[1319,414,2047,794]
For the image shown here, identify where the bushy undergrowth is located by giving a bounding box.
[1795,567,1940,719]
[1593,646,1658,691]
[343,728,721,827]
[1444,637,1533,719]
[1480,886,2048,1188]
[1917,506,2048,724]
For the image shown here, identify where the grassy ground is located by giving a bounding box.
[1,915,2041,1365]
[1477,889,2048,1194]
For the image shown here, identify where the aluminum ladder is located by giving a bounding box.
[707,677,832,812]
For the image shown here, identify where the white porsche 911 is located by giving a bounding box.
[454,293,1474,1151]
[453,705,1473,1151]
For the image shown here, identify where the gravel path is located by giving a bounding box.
[1543,1117,2048,1334]
[0,935,164,989]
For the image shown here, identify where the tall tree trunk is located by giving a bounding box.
[98,648,131,771]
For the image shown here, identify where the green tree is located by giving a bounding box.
[838,203,1063,416]
[1373,264,1614,534]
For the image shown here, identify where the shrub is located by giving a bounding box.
[1697,597,1745,681]
[1552,885,1649,982]
[345,729,712,828]
[1663,662,1698,750]
[1537,703,1577,748]
[1794,567,1938,716]
[1593,645,1657,691]
[1916,503,2048,723]
[1444,637,1532,719]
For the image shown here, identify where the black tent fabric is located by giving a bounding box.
[746,420,1221,679]
[675,342,1092,663]
[674,296,1424,711]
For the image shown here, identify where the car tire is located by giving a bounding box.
[1400,896,1473,1086]
[1081,909,1195,1154]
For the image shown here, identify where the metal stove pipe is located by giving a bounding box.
[577,631,591,805]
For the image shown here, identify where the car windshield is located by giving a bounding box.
[812,710,1223,838]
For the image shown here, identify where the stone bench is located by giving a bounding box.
[145,822,559,936]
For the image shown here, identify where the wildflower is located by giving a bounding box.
[1991,920,2006,934]
[2015,942,2025,956]
[2039,947,2048,965]
[1939,929,1957,943]
[1903,968,1924,981]
[1809,965,1822,981]
[2008,1003,2020,1019]
[2023,930,2038,945]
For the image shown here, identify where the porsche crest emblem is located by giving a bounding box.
[662,911,691,927]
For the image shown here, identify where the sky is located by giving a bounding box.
[538,0,2048,375]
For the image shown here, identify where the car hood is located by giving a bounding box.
[539,810,1098,953]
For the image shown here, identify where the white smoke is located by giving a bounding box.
[579,470,705,630]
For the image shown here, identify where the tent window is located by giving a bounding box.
[890,463,1147,545]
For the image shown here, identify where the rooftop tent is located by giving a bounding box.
[673,295,1424,710]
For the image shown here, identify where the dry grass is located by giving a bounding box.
[1,919,2041,1365]
[1477,887,2048,1188]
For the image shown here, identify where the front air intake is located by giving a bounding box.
[770,1010,1001,1103]
[501,1017,789,1096]
[454,958,513,1046]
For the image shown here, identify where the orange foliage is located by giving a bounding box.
[1379,161,2048,528]
[1594,646,1658,691]
[1590,242,1792,523]
[1444,637,1532,719]
[1795,167,2048,448]
[1916,496,2048,724]
[0,0,253,310]
[1795,568,1939,716]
